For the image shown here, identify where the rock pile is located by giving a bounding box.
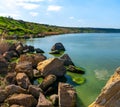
[0,42,80,107]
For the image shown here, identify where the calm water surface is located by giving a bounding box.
[26,33,120,107]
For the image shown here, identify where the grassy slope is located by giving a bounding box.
[0,16,120,38]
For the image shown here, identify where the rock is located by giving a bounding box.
[5,93,37,107]
[28,45,34,52]
[50,94,59,106]
[60,54,74,66]
[10,104,25,107]
[5,85,27,95]
[16,43,24,55]
[8,62,16,73]
[89,67,120,107]
[51,42,65,51]
[8,43,16,51]
[0,90,8,103]
[39,74,57,91]
[37,92,52,107]
[28,85,43,99]
[33,69,41,78]
[37,58,66,77]
[19,54,46,68]
[15,61,33,79]
[49,50,60,54]
[58,82,77,107]
[16,73,31,89]
[0,55,8,74]
[35,48,44,53]
[3,51,18,61]
[5,73,16,85]
[67,65,85,74]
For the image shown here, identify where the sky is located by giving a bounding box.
[0,0,120,28]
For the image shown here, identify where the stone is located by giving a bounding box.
[5,85,27,95]
[0,90,8,103]
[28,85,43,99]
[16,43,24,55]
[50,94,59,106]
[19,54,46,68]
[39,74,57,91]
[58,82,77,107]
[16,73,31,89]
[5,93,37,107]
[37,58,66,77]
[49,50,60,54]
[51,42,65,51]
[37,92,52,107]
[10,104,25,107]
[35,48,44,53]
[15,61,33,79]
[60,54,74,66]
[0,55,8,74]
[89,67,120,107]
[67,65,85,74]
[33,69,41,78]
[8,62,16,73]
[28,45,34,52]
[5,73,16,85]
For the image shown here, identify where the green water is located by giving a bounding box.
[26,33,120,107]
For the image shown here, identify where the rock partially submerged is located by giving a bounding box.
[51,42,65,51]
[89,67,120,107]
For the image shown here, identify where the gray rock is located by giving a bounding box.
[51,42,65,51]
[60,54,74,66]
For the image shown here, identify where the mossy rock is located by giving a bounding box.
[72,77,85,84]
[37,78,43,84]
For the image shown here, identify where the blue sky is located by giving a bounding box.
[0,0,120,28]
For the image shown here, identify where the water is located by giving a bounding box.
[26,33,120,107]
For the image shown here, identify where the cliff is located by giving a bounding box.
[89,67,120,107]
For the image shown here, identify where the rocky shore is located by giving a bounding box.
[0,41,85,107]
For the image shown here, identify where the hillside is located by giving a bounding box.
[0,16,120,39]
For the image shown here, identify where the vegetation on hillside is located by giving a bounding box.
[0,16,120,39]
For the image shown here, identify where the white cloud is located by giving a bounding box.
[17,0,44,3]
[0,13,20,18]
[29,12,39,17]
[18,3,40,10]
[47,5,62,11]
[69,16,74,19]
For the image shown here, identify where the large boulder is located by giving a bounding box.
[60,54,74,66]
[28,85,43,99]
[58,82,77,107]
[0,90,8,103]
[39,74,57,91]
[0,55,8,74]
[89,67,120,107]
[15,61,33,79]
[37,92,52,107]
[35,48,44,53]
[51,42,65,51]
[5,93,37,107]
[5,85,27,95]
[37,58,66,77]
[16,73,31,89]
[19,54,46,68]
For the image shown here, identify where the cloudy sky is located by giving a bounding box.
[0,0,120,28]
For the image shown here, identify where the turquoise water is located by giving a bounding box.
[26,33,120,107]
